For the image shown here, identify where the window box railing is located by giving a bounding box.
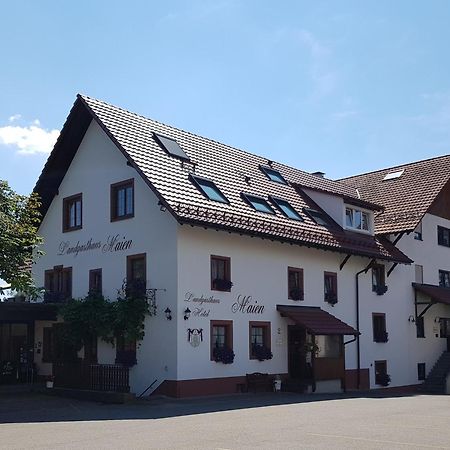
[53,362,130,393]
[212,279,233,292]
[374,285,388,296]
[374,331,389,343]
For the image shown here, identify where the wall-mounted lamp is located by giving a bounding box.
[158,201,167,212]
[184,307,191,320]
[434,316,441,323]
[408,315,415,323]
[164,307,172,320]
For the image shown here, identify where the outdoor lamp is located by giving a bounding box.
[184,307,191,320]
[164,307,172,320]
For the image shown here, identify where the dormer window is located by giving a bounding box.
[260,166,287,184]
[242,193,275,214]
[190,175,229,203]
[345,206,369,232]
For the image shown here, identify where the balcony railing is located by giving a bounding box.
[53,362,130,393]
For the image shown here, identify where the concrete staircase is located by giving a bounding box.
[421,351,450,394]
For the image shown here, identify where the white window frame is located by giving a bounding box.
[344,205,372,234]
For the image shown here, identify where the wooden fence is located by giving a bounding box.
[53,362,130,393]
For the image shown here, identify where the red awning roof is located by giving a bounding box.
[277,305,359,335]
[413,283,450,306]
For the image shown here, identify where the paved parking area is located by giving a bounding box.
[0,391,449,449]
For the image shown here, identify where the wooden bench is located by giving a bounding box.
[246,372,274,393]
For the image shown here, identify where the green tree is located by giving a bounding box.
[0,180,43,293]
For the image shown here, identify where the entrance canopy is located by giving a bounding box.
[413,283,450,306]
[277,305,359,335]
[0,302,58,321]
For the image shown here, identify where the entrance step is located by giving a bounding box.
[421,351,450,394]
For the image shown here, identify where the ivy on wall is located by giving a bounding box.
[59,281,154,351]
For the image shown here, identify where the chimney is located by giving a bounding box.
[311,171,325,178]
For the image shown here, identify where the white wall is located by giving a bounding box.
[33,120,179,394]
[175,225,378,382]
[303,188,344,227]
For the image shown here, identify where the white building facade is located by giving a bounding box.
[14,95,450,397]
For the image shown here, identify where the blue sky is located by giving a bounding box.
[1,0,450,195]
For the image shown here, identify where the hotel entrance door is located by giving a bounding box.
[288,326,311,380]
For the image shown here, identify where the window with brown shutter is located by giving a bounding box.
[126,254,146,297]
[288,267,304,300]
[44,266,72,303]
[111,179,134,221]
[211,256,232,291]
[372,313,388,342]
[324,272,338,305]
[63,193,82,232]
[249,321,271,359]
[89,269,102,295]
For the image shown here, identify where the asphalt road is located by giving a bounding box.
[0,391,449,449]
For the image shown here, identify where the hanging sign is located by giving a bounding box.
[188,328,203,347]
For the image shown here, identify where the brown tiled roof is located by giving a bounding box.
[277,305,359,335]
[340,156,450,235]
[34,95,411,264]
[412,283,450,306]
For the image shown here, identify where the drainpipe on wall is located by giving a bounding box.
[355,260,375,390]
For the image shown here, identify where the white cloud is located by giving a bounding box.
[8,114,21,122]
[0,122,59,155]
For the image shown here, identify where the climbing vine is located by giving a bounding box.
[59,281,155,351]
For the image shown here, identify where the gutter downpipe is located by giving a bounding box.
[355,260,375,390]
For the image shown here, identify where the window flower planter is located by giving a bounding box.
[252,344,273,361]
[212,346,235,364]
[375,285,388,295]
[289,288,304,301]
[213,279,233,291]
[324,293,338,306]
[377,373,391,387]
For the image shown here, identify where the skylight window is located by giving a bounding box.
[270,197,303,221]
[154,133,189,161]
[303,208,331,227]
[383,170,404,181]
[190,175,229,203]
[260,166,288,184]
[242,193,275,214]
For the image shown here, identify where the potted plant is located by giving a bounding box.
[377,373,391,387]
[375,285,388,295]
[252,344,273,361]
[213,279,233,291]
[46,375,54,389]
[325,293,338,305]
[213,346,235,364]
